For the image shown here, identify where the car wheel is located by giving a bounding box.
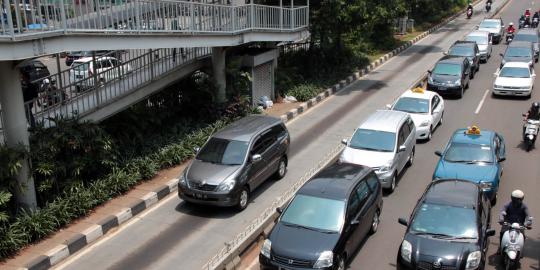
[370,210,381,234]
[407,148,415,166]
[273,157,287,180]
[477,64,480,72]
[439,113,444,126]
[387,173,397,193]
[427,126,433,141]
[491,193,497,206]
[336,254,346,270]
[457,87,464,98]
[237,186,250,211]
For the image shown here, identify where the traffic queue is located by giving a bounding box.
[176,5,536,270]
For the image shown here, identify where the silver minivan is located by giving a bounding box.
[178,115,290,210]
[465,30,492,62]
[339,110,416,192]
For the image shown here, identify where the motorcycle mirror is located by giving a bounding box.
[386,104,392,110]
[499,157,506,162]
[443,52,448,56]
[475,25,479,29]
[276,207,283,214]
[486,229,496,237]
[341,139,348,145]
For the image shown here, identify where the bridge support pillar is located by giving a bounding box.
[212,47,227,103]
[0,61,37,210]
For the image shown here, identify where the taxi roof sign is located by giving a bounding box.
[465,125,481,135]
[411,87,425,94]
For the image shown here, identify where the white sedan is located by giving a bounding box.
[493,62,536,97]
[387,88,444,140]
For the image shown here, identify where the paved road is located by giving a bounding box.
[53,0,533,269]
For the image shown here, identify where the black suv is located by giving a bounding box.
[427,56,472,98]
[260,163,383,270]
[447,41,480,74]
[397,179,495,270]
[20,59,51,86]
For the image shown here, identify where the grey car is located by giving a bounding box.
[500,41,535,68]
[465,30,493,62]
[178,115,290,210]
[477,18,504,44]
[513,29,539,62]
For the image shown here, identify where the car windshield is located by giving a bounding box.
[196,138,248,165]
[433,63,462,76]
[410,203,478,239]
[349,129,396,152]
[465,35,488,45]
[281,194,345,232]
[443,142,494,163]
[393,97,430,114]
[514,34,539,43]
[506,47,532,58]
[500,67,531,78]
[479,20,499,28]
[449,46,474,57]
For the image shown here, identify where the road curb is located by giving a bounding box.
[20,178,180,270]
[279,8,463,124]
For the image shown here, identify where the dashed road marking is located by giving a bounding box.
[475,89,490,115]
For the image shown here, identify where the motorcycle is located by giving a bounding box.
[519,18,525,29]
[467,8,473,19]
[485,2,491,12]
[500,218,533,270]
[38,79,66,108]
[533,17,539,28]
[506,32,515,44]
[522,116,539,151]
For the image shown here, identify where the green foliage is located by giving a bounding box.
[286,84,321,102]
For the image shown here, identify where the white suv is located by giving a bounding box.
[70,56,132,92]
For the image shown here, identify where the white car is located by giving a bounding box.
[465,30,492,62]
[70,56,132,92]
[387,88,444,140]
[493,62,535,97]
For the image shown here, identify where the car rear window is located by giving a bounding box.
[514,34,539,43]
[449,46,474,57]
[506,47,532,58]
[465,35,488,45]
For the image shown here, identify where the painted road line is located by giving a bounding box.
[475,89,490,115]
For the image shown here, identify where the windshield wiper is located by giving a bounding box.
[414,232,455,239]
[283,222,337,234]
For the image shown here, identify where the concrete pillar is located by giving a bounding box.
[0,61,37,210]
[212,47,227,103]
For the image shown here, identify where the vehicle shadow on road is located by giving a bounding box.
[334,79,390,97]
[396,44,444,57]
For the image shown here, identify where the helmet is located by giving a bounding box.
[511,189,525,200]
[42,78,50,84]
[509,22,514,26]
[533,102,540,110]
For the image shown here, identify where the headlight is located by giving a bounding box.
[179,172,188,186]
[520,85,532,90]
[401,240,412,263]
[313,251,333,269]
[454,79,461,85]
[479,181,492,190]
[428,76,434,84]
[216,178,236,192]
[420,120,430,127]
[378,163,392,174]
[260,239,271,258]
[493,84,503,89]
[465,250,481,270]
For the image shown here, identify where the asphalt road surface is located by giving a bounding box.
[53,0,539,269]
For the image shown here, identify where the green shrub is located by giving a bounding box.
[286,84,322,102]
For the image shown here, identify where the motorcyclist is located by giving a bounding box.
[524,102,540,120]
[467,3,473,17]
[498,190,532,243]
[507,22,516,34]
[525,8,531,18]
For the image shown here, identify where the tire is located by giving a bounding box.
[236,186,250,211]
[407,148,415,167]
[387,173,397,193]
[273,157,287,180]
[370,210,381,234]
[491,193,498,205]
[427,126,433,141]
[335,254,346,270]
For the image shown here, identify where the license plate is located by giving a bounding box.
[439,86,447,90]
[194,193,207,199]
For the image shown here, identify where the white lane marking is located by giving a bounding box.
[475,89,490,115]
[53,194,178,270]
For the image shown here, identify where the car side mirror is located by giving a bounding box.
[489,40,493,45]
[499,53,504,57]
[499,157,506,162]
[194,147,200,153]
[386,104,392,110]
[399,145,406,152]
[276,207,283,214]
[443,52,448,56]
[476,53,481,57]
[427,70,432,74]
[341,139,348,145]
[252,154,262,162]
[398,218,408,226]
[434,150,442,157]
[486,229,496,237]
[475,25,479,29]
[351,219,360,225]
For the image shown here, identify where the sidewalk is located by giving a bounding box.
[0,101,298,270]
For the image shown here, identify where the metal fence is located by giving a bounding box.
[24,47,210,127]
[202,141,345,270]
[0,0,308,38]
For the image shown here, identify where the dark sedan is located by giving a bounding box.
[260,163,383,270]
[397,179,495,270]
[447,41,480,75]
[427,56,472,98]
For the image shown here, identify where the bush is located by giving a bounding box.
[285,84,322,102]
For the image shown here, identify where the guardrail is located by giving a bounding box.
[24,47,210,126]
[0,0,308,39]
[202,142,345,270]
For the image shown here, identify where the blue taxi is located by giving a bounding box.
[433,126,506,202]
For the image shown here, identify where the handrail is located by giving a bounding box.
[0,0,308,39]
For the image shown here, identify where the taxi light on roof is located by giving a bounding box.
[411,87,425,94]
[466,126,481,135]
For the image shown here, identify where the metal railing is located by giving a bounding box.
[0,0,308,39]
[24,47,210,127]
[202,141,345,270]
